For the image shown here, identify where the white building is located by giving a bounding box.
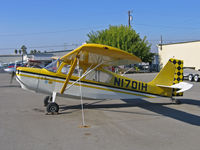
[0,49,72,64]
[158,40,200,70]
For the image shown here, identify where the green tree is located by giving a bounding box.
[33,49,37,54]
[30,49,41,54]
[21,45,27,54]
[30,50,34,54]
[14,49,18,54]
[87,25,154,62]
[18,50,21,54]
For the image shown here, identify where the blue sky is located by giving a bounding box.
[0,0,200,54]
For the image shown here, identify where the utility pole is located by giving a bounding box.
[160,35,163,50]
[128,10,133,27]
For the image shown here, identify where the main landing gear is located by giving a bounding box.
[46,102,59,114]
[44,96,52,106]
[44,92,59,114]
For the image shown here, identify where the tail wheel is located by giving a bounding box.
[188,74,193,82]
[46,102,59,114]
[194,74,199,82]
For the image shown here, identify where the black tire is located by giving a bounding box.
[194,74,199,82]
[44,96,50,106]
[46,102,59,113]
[44,96,52,106]
[188,74,193,82]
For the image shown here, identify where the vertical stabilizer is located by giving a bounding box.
[149,58,184,96]
[169,58,184,96]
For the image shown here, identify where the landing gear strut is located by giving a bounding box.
[44,96,52,106]
[44,92,59,114]
[171,97,182,104]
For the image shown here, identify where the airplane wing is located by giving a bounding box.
[60,43,142,67]
[60,43,142,94]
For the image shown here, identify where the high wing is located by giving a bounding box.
[60,43,142,67]
[60,43,142,94]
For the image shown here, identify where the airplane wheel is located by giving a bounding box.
[46,102,59,113]
[44,96,52,107]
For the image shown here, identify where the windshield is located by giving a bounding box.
[45,59,61,73]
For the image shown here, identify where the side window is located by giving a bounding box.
[85,70,98,81]
[72,67,83,77]
[61,65,83,77]
[61,65,70,74]
[85,70,112,83]
[99,71,112,83]
[45,59,61,73]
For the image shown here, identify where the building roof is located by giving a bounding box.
[44,49,72,54]
[158,40,200,46]
[0,54,22,57]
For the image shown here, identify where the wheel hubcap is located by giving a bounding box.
[50,106,56,112]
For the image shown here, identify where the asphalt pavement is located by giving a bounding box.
[0,72,200,150]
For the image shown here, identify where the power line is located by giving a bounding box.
[0,43,81,51]
[1,38,200,51]
[135,23,200,30]
[0,26,108,37]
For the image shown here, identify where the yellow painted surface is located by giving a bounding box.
[17,44,184,98]
[60,57,78,94]
[60,43,142,66]
[149,61,175,86]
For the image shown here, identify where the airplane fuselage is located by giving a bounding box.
[16,67,160,100]
[15,44,192,114]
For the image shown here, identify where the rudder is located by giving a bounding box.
[169,58,184,96]
[149,58,184,96]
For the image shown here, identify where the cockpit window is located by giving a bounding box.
[61,64,83,77]
[85,69,112,83]
[45,59,61,73]
[61,65,71,74]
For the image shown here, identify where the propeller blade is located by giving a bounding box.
[10,71,15,84]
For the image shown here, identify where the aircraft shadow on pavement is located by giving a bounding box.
[59,98,200,126]
[125,99,200,126]
[181,98,200,107]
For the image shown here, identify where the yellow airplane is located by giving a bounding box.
[16,43,193,114]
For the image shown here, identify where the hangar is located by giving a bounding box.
[0,49,72,64]
[158,40,200,70]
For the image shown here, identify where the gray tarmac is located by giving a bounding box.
[0,72,200,150]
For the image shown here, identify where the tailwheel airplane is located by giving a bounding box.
[16,43,193,114]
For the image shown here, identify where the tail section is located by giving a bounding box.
[169,58,184,96]
[149,58,185,96]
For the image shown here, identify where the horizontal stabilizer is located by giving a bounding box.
[157,82,193,93]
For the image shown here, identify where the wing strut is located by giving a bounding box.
[65,61,105,91]
[60,56,78,94]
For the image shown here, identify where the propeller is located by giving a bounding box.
[10,71,15,84]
